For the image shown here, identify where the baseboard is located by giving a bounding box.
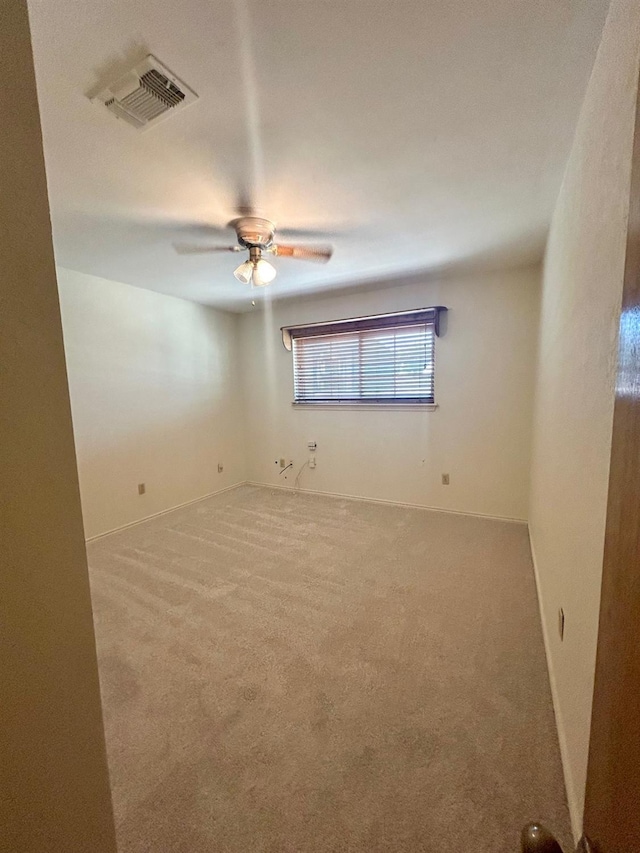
[85,481,248,543]
[529,529,582,844]
[246,480,527,524]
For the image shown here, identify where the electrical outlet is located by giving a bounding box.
[441,473,450,485]
[138,483,146,495]
[559,607,565,641]
[217,463,224,473]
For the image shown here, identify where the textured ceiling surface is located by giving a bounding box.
[28,0,609,311]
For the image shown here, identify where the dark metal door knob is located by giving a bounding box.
[521,822,595,853]
[521,823,565,853]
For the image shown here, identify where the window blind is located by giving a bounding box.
[292,318,437,405]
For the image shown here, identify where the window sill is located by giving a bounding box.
[291,403,439,411]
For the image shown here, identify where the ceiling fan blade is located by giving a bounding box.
[276,226,339,239]
[174,244,241,255]
[271,244,333,263]
[147,219,234,239]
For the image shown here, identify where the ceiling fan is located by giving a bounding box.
[174,216,333,287]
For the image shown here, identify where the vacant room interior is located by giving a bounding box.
[3,0,640,851]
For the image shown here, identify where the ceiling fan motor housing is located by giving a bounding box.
[231,216,275,249]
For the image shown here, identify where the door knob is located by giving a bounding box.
[521,823,564,853]
[521,823,595,853]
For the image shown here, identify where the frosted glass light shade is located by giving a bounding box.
[233,260,253,284]
[251,259,277,287]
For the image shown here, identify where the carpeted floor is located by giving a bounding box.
[88,484,571,853]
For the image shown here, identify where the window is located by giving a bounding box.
[282,307,446,406]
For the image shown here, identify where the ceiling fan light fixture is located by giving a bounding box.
[251,258,277,287]
[233,260,254,284]
[175,215,333,288]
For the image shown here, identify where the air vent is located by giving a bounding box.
[92,55,198,130]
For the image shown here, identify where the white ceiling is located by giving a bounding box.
[28,0,609,312]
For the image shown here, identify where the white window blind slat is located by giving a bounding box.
[293,321,436,404]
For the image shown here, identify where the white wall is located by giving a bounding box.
[240,266,540,521]
[528,0,640,838]
[58,268,246,539]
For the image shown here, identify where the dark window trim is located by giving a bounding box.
[281,306,447,351]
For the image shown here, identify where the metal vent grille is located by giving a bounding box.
[141,69,185,107]
[92,55,197,130]
[118,69,186,122]
[104,97,146,128]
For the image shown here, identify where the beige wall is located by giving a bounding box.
[240,266,540,521]
[528,0,640,838]
[57,268,247,539]
[0,3,117,851]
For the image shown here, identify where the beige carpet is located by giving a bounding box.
[88,484,571,852]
